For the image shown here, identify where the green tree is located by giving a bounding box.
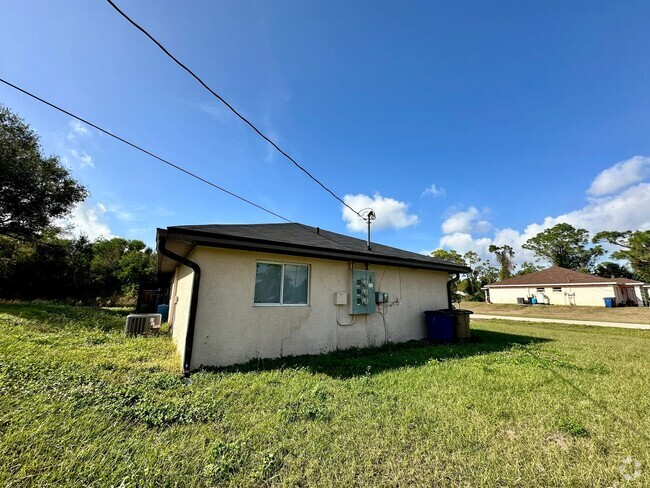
[516,261,543,276]
[462,251,481,296]
[67,235,95,296]
[463,251,480,268]
[116,240,156,297]
[593,261,633,279]
[461,261,499,302]
[430,249,466,266]
[0,104,87,239]
[431,249,470,303]
[488,244,515,281]
[1,230,95,300]
[91,238,128,296]
[592,230,650,282]
[91,237,156,298]
[522,223,604,271]
[476,262,499,285]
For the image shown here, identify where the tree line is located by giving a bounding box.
[1,104,155,303]
[2,102,648,304]
[433,222,650,302]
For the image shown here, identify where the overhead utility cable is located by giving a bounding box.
[106,0,363,220]
[0,77,361,253]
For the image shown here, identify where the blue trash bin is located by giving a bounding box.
[157,304,170,322]
[423,310,455,343]
[603,297,615,308]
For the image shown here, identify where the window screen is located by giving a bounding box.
[254,263,282,304]
[254,262,309,305]
[282,264,309,304]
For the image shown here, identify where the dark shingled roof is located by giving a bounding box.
[486,266,643,287]
[157,223,470,274]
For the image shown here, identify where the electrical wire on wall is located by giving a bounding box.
[376,265,404,344]
[377,303,390,344]
[336,304,355,326]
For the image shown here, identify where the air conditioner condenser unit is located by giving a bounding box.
[125,313,162,335]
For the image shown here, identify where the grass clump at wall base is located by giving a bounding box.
[0,302,649,486]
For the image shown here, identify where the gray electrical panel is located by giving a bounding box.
[375,291,388,304]
[351,270,376,314]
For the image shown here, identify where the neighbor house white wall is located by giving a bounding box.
[488,284,618,307]
[633,286,644,304]
[175,246,449,369]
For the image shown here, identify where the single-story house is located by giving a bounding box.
[157,223,470,374]
[484,266,645,306]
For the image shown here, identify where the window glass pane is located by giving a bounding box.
[282,264,308,304]
[254,263,281,303]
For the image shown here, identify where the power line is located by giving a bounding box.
[105,0,363,220]
[0,77,362,253]
[0,78,288,221]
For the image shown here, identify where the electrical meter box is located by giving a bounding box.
[351,270,376,314]
[375,291,388,304]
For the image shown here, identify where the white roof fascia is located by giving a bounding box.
[486,282,629,288]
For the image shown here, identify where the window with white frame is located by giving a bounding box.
[552,287,562,293]
[536,287,545,292]
[254,262,309,305]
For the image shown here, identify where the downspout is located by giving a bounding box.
[158,235,201,377]
[447,273,460,310]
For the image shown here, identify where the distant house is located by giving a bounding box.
[484,266,644,307]
[157,223,470,374]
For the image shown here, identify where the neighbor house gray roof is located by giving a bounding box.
[486,266,643,287]
[157,223,470,276]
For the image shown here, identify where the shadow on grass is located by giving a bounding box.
[203,329,551,379]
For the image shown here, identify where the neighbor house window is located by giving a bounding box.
[552,287,562,293]
[254,262,309,305]
[536,287,545,292]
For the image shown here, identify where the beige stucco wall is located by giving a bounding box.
[170,257,196,367]
[171,246,449,369]
[488,284,619,307]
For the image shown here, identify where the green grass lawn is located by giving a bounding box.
[0,303,649,487]
[463,301,650,324]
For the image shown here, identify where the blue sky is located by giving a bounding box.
[2,1,650,264]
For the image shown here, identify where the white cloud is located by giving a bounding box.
[342,192,419,231]
[421,183,446,198]
[532,183,650,234]
[59,202,112,240]
[199,102,231,123]
[439,233,493,257]
[588,155,650,196]
[105,205,135,222]
[441,207,492,234]
[67,120,90,140]
[437,156,650,267]
[71,149,94,168]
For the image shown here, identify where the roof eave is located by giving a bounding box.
[160,228,471,274]
[486,281,642,288]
